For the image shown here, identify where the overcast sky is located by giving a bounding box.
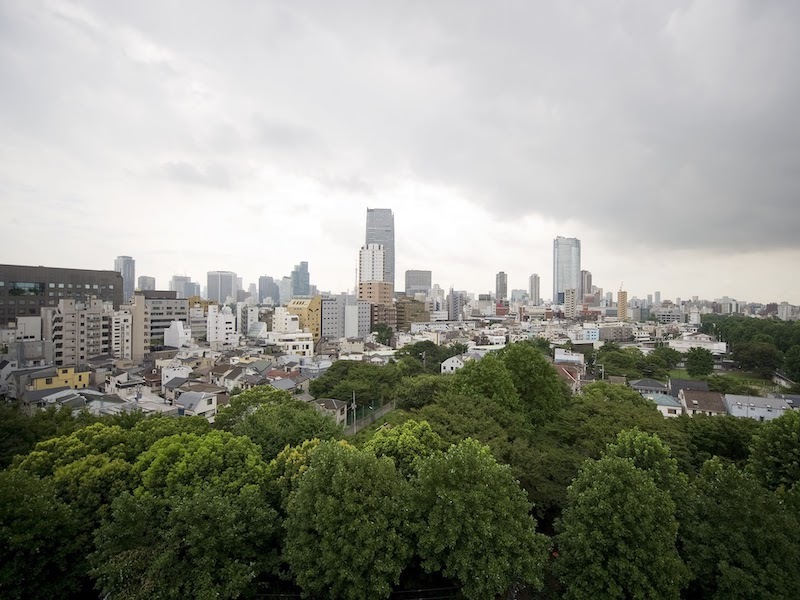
[2,1,799,303]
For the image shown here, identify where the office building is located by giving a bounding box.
[291,262,310,297]
[405,270,432,296]
[258,276,280,305]
[365,208,395,288]
[207,271,237,304]
[529,274,540,306]
[357,281,393,305]
[129,291,189,362]
[114,256,136,303]
[359,244,386,283]
[0,264,123,328]
[495,271,508,301]
[553,237,581,304]
[137,276,156,291]
[170,275,195,299]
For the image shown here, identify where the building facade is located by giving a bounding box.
[129,291,189,362]
[405,270,432,296]
[359,244,386,283]
[0,264,123,328]
[553,237,581,304]
[207,271,237,304]
[365,208,395,288]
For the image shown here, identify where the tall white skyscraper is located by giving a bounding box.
[114,256,135,303]
[529,274,540,305]
[359,243,386,283]
[365,208,395,288]
[553,237,581,304]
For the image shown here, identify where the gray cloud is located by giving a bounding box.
[157,161,232,190]
[1,0,799,299]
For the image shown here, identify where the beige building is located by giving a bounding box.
[42,298,131,366]
[617,290,628,321]
[130,291,189,363]
[286,296,322,342]
[358,281,393,305]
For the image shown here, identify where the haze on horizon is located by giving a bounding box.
[1,1,799,304]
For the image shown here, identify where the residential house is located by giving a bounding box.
[668,378,710,398]
[311,397,347,426]
[643,392,683,418]
[679,389,726,417]
[174,391,217,423]
[630,378,668,395]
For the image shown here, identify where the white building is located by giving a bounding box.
[273,306,300,333]
[668,333,727,356]
[110,310,132,360]
[163,320,192,348]
[723,394,791,422]
[359,243,386,283]
[207,305,239,350]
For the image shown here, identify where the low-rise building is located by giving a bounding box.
[679,389,726,417]
[723,394,791,422]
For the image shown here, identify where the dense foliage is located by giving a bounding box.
[3,335,799,599]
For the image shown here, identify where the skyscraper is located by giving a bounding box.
[405,270,432,296]
[365,208,395,287]
[258,276,280,304]
[580,270,592,301]
[291,262,310,297]
[553,237,581,304]
[137,276,156,291]
[529,274,540,305]
[114,256,135,303]
[495,271,508,300]
[207,271,237,304]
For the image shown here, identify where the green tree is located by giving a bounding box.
[782,344,800,382]
[233,398,341,461]
[499,342,570,424]
[604,428,688,500]
[685,347,714,377]
[363,419,446,477]
[556,456,686,600]
[682,458,800,598]
[214,385,293,431]
[732,341,783,378]
[392,373,451,410]
[747,410,800,492]
[670,414,760,472]
[448,354,521,412]
[651,346,684,370]
[0,470,87,599]
[284,441,412,600]
[411,439,549,599]
[92,431,279,599]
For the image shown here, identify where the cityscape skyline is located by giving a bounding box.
[2,3,799,304]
